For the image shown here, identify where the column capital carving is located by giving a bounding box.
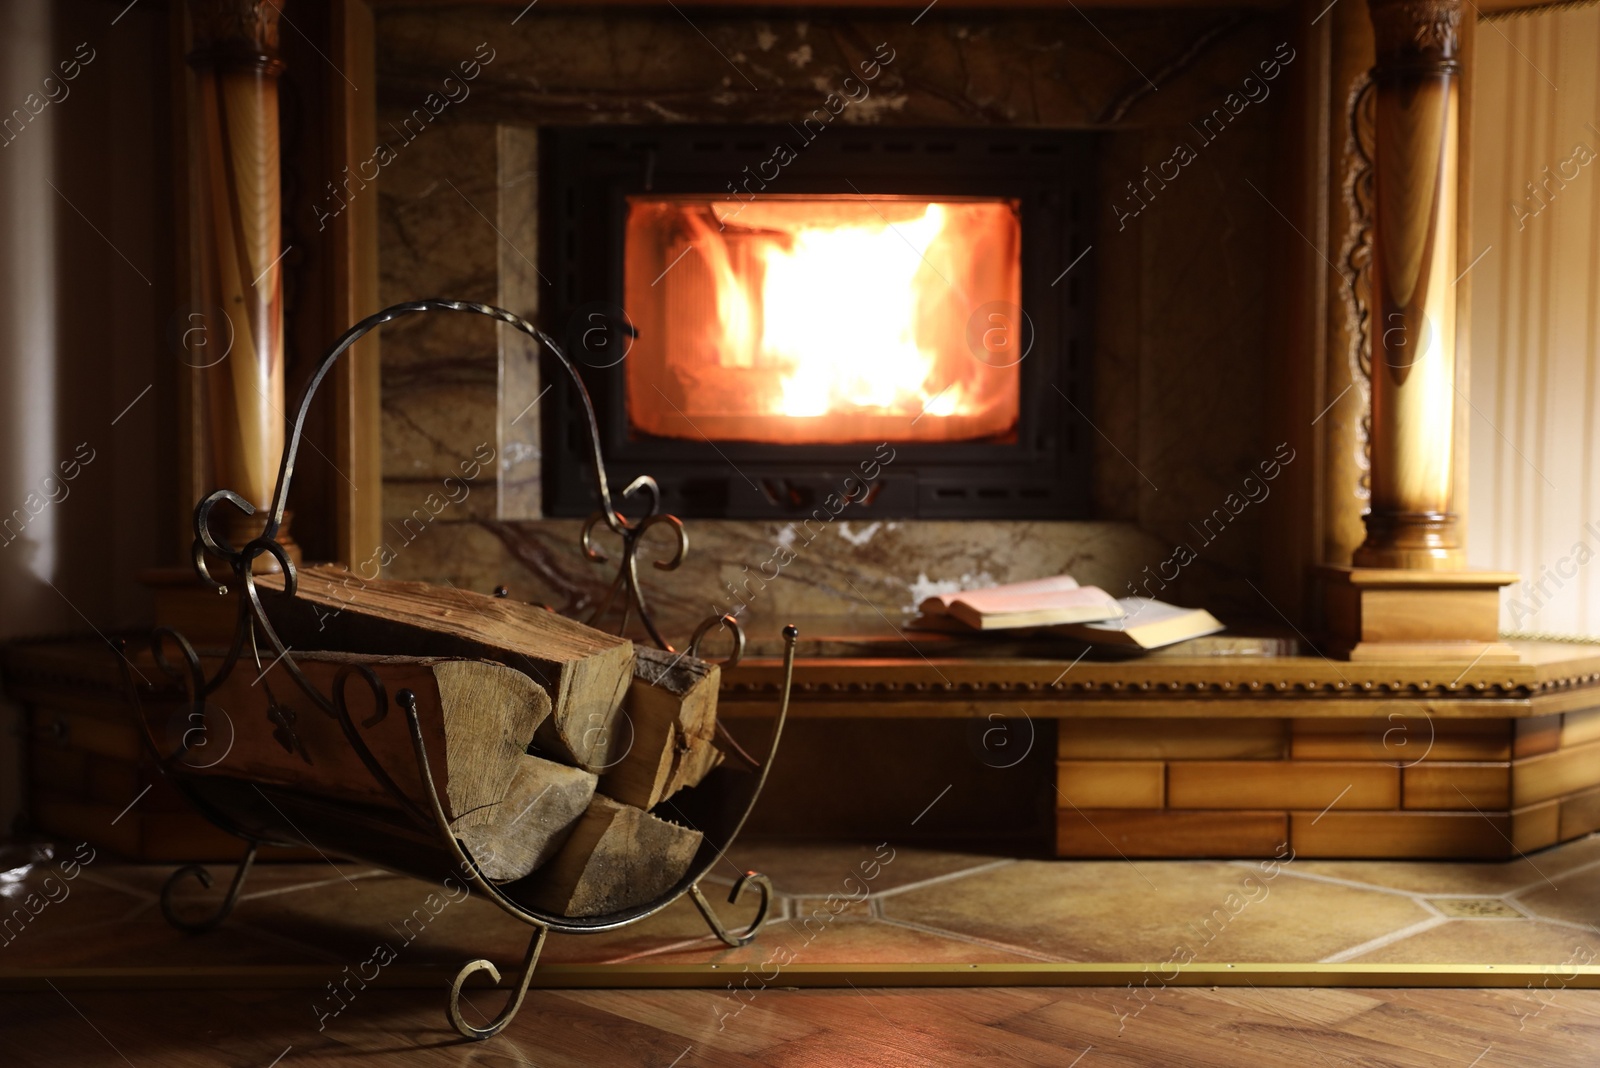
[1368,0,1463,70]
[188,0,284,75]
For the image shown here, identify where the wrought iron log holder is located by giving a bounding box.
[120,300,797,1041]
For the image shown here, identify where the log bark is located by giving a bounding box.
[598,647,720,809]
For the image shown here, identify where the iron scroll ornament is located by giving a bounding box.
[122,299,796,1042]
[193,299,653,606]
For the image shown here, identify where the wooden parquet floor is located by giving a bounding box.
[2,984,1598,1067]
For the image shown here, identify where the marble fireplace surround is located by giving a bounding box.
[374,4,1294,639]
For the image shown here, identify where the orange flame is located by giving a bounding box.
[626,195,1021,444]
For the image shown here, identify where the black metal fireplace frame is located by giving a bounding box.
[540,124,1096,520]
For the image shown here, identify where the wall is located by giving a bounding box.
[373,5,1300,640]
[1467,4,1600,636]
[0,0,176,833]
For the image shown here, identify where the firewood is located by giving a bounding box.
[598,726,723,812]
[666,733,723,796]
[255,565,634,771]
[632,646,719,738]
[597,731,676,812]
[198,652,549,824]
[522,795,703,918]
[597,647,720,809]
[456,754,597,882]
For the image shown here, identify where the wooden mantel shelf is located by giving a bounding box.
[721,640,1600,719]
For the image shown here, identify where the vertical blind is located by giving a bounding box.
[1468,3,1600,636]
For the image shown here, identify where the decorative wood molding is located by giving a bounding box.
[1338,71,1376,502]
[719,644,1600,704]
[725,678,1577,698]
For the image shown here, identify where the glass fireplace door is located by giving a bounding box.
[623,195,1023,446]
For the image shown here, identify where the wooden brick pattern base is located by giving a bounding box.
[1056,809,1287,857]
[1056,711,1600,858]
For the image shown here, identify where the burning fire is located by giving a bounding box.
[625,195,1021,444]
[757,204,956,417]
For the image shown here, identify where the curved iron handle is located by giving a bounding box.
[448,925,548,1041]
[192,300,631,590]
[688,872,773,948]
[178,299,687,813]
[688,613,746,669]
[160,843,258,934]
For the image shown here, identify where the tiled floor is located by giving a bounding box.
[3,836,1598,973]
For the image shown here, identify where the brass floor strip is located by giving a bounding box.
[3,962,1597,990]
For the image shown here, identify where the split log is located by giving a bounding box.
[666,734,723,796]
[522,795,703,918]
[456,754,597,882]
[632,646,719,739]
[597,646,720,809]
[196,652,549,824]
[255,565,634,771]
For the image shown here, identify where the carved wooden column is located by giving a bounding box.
[188,0,297,566]
[1356,0,1463,569]
[1319,0,1515,660]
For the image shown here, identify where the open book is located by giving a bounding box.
[1049,597,1224,650]
[917,576,1123,631]
[917,574,1082,617]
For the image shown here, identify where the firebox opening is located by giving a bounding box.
[540,125,1093,520]
[623,195,1023,446]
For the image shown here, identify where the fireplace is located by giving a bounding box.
[541,126,1094,519]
